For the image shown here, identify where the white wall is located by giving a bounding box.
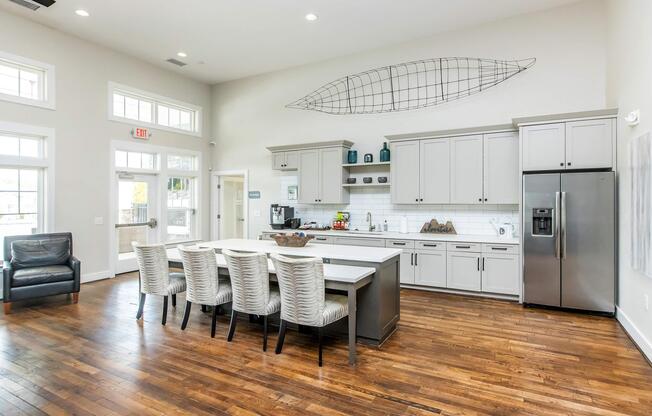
[211,0,607,238]
[606,0,652,359]
[0,10,213,281]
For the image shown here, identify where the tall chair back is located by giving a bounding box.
[132,242,170,296]
[270,253,325,327]
[177,245,220,305]
[222,249,270,315]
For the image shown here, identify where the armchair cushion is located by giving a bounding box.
[10,238,71,269]
[11,265,74,287]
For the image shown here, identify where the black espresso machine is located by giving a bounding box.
[270,204,298,229]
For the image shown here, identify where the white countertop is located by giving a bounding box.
[197,239,402,263]
[166,248,376,284]
[262,229,519,245]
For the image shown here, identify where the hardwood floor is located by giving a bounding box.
[1,272,651,415]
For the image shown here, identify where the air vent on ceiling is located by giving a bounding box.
[166,58,187,67]
[7,0,56,11]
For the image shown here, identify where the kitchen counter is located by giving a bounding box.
[262,229,519,245]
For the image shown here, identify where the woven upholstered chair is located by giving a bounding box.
[132,242,186,325]
[177,245,232,337]
[270,253,348,366]
[222,249,281,351]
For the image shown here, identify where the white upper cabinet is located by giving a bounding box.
[391,140,421,204]
[298,150,320,204]
[521,123,566,171]
[272,152,286,170]
[284,151,299,170]
[483,132,519,204]
[271,151,299,170]
[298,147,348,204]
[420,138,450,204]
[450,135,483,204]
[565,119,613,169]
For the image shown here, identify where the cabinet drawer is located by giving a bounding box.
[447,242,481,252]
[482,244,519,255]
[386,239,415,249]
[335,237,385,247]
[309,235,334,244]
[261,232,276,241]
[415,240,445,251]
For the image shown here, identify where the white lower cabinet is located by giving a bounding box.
[481,253,519,295]
[446,251,482,292]
[414,250,447,287]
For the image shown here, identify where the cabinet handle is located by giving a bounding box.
[315,237,327,241]
[477,257,480,271]
[410,253,414,265]
[423,244,437,247]
[567,162,572,166]
[482,257,485,271]
[393,242,406,246]
[484,198,487,202]
[456,245,471,249]
[420,199,423,202]
[415,198,419,202]
[415,253,418,266]
[560,162,564,166]
[491,247,508,251]
[478,198,482,202]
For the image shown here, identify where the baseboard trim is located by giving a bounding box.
[616,306,652,362]
[400,284,519,301]
[81,270,113,284]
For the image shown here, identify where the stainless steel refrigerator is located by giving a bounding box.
[523,171,615,313]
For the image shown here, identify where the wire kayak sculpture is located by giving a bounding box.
[287,57,536,115]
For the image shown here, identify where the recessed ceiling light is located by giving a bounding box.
[75,9,89,17]
[305,13,318,21]
[177,52,187,58]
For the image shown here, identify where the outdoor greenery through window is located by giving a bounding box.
[167,176,195,242]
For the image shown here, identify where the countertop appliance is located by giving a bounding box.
[270,205,294,230]
[523,171,615,314]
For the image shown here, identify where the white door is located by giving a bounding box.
[481,254,520,295]
[319,148,343,204]
[218,176,245,239]
[483,132,519,204]
[298,150,320,204]
[446,251,481,291]
[391,140,420,204]
[565,119,613,169]
[521,123,566,171]
[450,135,483,204]
[414,251,447,287]
[115,173,158,274]
[420,138,450,204]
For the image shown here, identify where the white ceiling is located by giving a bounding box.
[1,0,582,84]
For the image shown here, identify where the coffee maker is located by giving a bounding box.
[270,204,294,230]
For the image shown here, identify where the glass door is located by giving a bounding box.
[115,173,158,274]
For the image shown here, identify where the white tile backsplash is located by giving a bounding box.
[279,186,518,236]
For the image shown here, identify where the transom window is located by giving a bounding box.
[0,133,44,158]
[109,82,201,136]
[0,51,55,109]
[115,150,156,170]
[167,154,197,171]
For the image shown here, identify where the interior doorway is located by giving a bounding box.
[211,170,248,240]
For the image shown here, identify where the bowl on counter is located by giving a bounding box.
[273,233,315,247]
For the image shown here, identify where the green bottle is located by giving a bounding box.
[380,142,390,162]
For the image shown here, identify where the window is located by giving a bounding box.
[167,154,197,171]
[108,82,201,136]
[167,176,196,242]
[0,51,55,109]
[115,150,156,170]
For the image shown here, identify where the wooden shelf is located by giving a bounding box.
[341,161,391,168]
[342,183,390,187]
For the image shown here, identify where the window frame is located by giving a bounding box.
[108,82,202,137]
[0,50,56,110]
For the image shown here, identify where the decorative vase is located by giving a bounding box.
[380,142,390,162]
[364,153,373,163]
[347,150,358,164]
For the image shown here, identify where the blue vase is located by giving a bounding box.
[347,150,358,164]
[380,142,390,162]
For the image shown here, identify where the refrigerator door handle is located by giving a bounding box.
[555,191,561,259]
[561,191,567,259]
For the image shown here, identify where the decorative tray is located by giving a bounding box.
[272,233,315,247]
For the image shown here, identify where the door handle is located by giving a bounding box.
[561,191,567,259]
[410,253,414,265]
[555,191,561,259]
[482,257,485,271]
[115,218,158,229]
[414,253,418,266]
[477,257,480,271]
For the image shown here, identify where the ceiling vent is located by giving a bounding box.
[7,0,56,11]
[166,58,187,67]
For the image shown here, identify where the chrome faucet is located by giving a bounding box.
[366,212,375,232]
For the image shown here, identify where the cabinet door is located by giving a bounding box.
[298,150,320,204]
[391,140,420,204]
[482,254,519,295]
[447,251,481,291]
[414,251,447,287]
[399,250,415,284]
[420,138,450,203]
[483,132,519,204]
[284,151,299,170]
[319,148,345,203]
[272,152,286,170]
[565,119,613,169]
[522,123,565,171]
[450,135,483,204]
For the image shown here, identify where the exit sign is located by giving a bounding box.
[131,127,150,140]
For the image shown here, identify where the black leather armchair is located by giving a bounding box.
[3,232,80,314]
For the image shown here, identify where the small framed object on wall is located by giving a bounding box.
[287,185,298,201]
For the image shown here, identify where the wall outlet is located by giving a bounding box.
[645,294,649,311]
[94,217,104,225]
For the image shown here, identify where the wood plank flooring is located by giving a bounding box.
[1,272,651,415]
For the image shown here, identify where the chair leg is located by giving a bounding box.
[171,294,176,307]
[227,310,238,341]
[3,302,11,315]
[181,301,192,330]
[211,306,218,338]
[275,320,287,354]
[72,292,79,303]
[263,315,268,352]
[136,293,146,320]
[318,327,323,367]
[162,296,168,326]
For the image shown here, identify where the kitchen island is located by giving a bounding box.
[198,239,402,347]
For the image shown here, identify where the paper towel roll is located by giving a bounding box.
[399,216,408,234]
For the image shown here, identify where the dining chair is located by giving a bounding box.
[132,242,186,325]
[270,253,349,366]
[177,245,232,337]
[222,249,281,351]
